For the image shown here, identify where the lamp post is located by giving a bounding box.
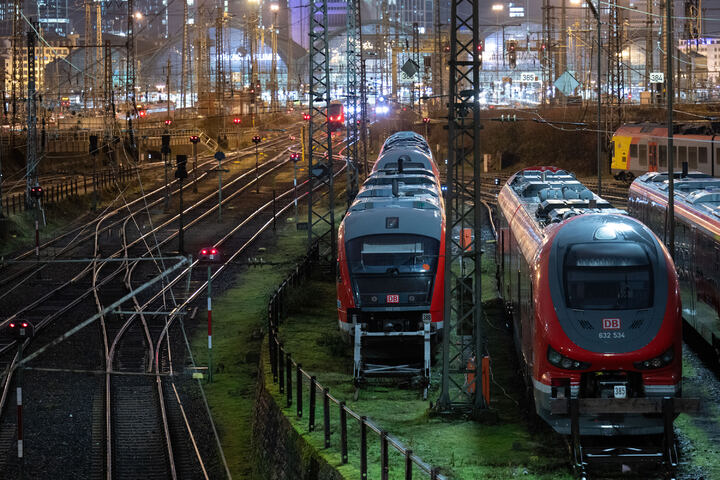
[492,3,504,85]
[199,248,221,382]
[252,135,262,193]
[584,0,602,196]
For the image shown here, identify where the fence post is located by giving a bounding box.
[405,449,413,480]
[340,402,348,464]
[381,430,389,480]
[323,387,330,448]
[296,364,302,418]
[286,352,292,407]
[278,343,285,394]
[360,416,368,480]
[309,376,316,432]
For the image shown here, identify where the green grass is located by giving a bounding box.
[188,219,310,478]
[270,250,572,479]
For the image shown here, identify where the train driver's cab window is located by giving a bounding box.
[346,234,439,275]
[563,243,653,310]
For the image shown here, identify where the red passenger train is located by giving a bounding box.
[337,131,444,336]
[629,172,720,359]
[497,167,682,435]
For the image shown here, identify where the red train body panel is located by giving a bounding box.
[497,167,682,435]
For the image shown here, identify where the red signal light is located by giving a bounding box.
[21,322,28,328]
[201,249,208,255]
[9,322,15,328]
[233,117,241,124]
[165,119,172,126]
[138,110,146,118]
[210,249,218,255]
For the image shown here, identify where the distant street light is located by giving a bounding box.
[491,4,504,12]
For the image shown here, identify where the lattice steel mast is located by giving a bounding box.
[126,0,137,160]
[345,0,361,207]
[437,0,486,414]
[307,0,335,264]
[26,21,38,208]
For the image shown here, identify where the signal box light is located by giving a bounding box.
[199,247,221,263]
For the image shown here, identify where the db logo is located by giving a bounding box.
[602,318,621,330]
[386,294,399,304]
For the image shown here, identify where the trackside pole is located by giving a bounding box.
[17,341,23,480]
[207,265,213,383]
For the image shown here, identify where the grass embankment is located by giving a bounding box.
[267,247,571,479]
[187,219,310,478]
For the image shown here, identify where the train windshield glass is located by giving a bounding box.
[563,243,653,310]
[346,234,439,275]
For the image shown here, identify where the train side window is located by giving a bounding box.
[689,147,698,170]
[699,146,708,164]
[678,146,687,168]
[638,144,647,166]
[659,145,667,167]
[629,144,638,159]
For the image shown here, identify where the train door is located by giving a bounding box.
[648,142,658,172]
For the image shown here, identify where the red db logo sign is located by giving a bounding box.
[602,318,621,330]
[386,294,399,304]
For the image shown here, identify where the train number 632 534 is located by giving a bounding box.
[599,331,625,339]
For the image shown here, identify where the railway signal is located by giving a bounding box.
[189,136,200,192]
[8,321,34,339]
[253,135,262,193]
[422,117,431,138]
[233,117,241,125]
[162,134,171,211]
[164,119,172,126]
[176,155,188,255]
[199,247,221,382]
[291,152,300,221]
[507,40,517,69]
[302,113,310,121]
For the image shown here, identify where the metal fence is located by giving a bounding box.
[1,167,138,216]
[266,242,448,480]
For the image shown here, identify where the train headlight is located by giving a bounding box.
[547,346,590,370]
[634,347,674,370]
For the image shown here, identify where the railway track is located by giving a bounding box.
[0,130,345,477]
[0,134,300,474]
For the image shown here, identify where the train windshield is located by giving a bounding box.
[563,243,653,310]
[346,234,439,275]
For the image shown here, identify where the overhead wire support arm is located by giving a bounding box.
[437,0,487,415]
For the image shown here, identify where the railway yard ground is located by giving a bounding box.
[196,197,720,480]
[3,121,720,479]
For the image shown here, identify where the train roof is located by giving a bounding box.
[615,122,720,136]
[343,197,443,241]
[357,184,439,199]
[632,172,720,221]
[504,167,623,226]
[364,174,438,189]
[373,150,437,174]
[379,132,431,156]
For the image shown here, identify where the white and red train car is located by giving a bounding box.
[497,167,682,435]
[337,131,444,337]
[629,172,720,359]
